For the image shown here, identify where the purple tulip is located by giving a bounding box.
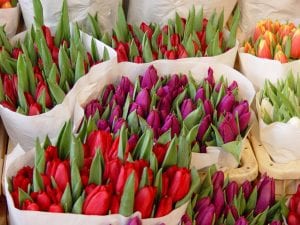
[228,81,238,92]
[254,176,275,215]
[129,102,145,117]
[234,217,249,225]
[113,87,126,106]
[146,110,161,138]
[200,145,207,153]
[241,180,252,200]
[195,197,211,212]
[218,112,239,143]
[197,115,212,142]
[269,221,281,225]
[204,99,214,116]
[212,171,224,190]
[167,74,180,90]
[232,101,251,132]
[109,105,122,125]
[101,84,115,106]
[225,181,239,205]
[85,99,103,118]
[181,214,192,225]
[239,112,251,132]
[180,75,188,86]
[195,87,206,102]
[230,205,239,220]
[113,118,127,133]
[127,216,142,225]
[158,96,172,120]
[205,67,215,87]
[160,114,180,137]
[157,86,169,97]
[119,76,134,97]
[97,119,110,132]
[135,88,151,114]
[141,65,159,89]
[196,204,215,225]
[217,92,235,115]
[128,134,139,152]
[214,82,222,93]
[181,99,195,119]
[212,187,224,219]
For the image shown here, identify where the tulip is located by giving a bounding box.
[168,168,191,202]
[166,75,180,91]
[103,159,122,188]
[157,86,169,98]
[269,221,281,225]
[22,199,40,211]
[244,41,255,55]
[134,56,143,63]
[134,186,157,218]
[113,118,127,133]
[225,181,239,205]
[153,143,169,165]
[0,100,16,111]
[233,100,251,132]
[254,176,275,215]
[101,84,115,106]
[85,100,103,118]
[195,204,215,225]
[140,22,153,39]
[127,216,142,225]
[87,130,113,157]
[24,92,35,106]
[29,103,42,116]
[109,105,122,125]
[291,28,300,59]
[83,185,112,215]
[35,81,52,108]
[116,163,139,194]
[12,166,33,192]
[257,39,272,59]
[180,75,188,86]
[181,214,192,225]
[253,23,265,42]
[119,76,134,97]
[170,33,180,47]
[12,48,23,59]
[42,25,54,50]
[205,67,215,88]
[157,96,172,120]
[181,99,195,119]
[204,99,214,116]
[128,134,139,153]
[217,92,235,115]
[129,102,145,117]
[195,197,211,212]
[228,81,238,92]
[141,65,158,89]
[49,204,64,213]
[52,46,59,64]
[288,212,300,225]
[146,110,161,138]
[212,186,224,219]
[197,115,212,142]
[212,171,224,190]
[264,30,276,46]
[234,217,249,225]
[117,42,129,62]
[178,44,188,58]
[3,74,17,105]
[274,44,288,63]
[165,50,177,59]
[155,196,173,217]
[47,160,70,191]
[241,180,252,200]
[160,114,180,137]
[110,195,120,214]
[36,192,51,211]
[218,112,239,143]
[97,119,110,132]
[135,88,151,114]
[105,136,120,162]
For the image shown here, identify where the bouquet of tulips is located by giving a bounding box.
[5,119,200,225]
[0,0,19,37]
[75,62,255,170]
[239,19,300,89]
[86,5,240,67]
[0,0,115,150]
[256,72,300,163]
[181,168,288,225]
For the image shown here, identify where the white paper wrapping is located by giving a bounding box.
[0,4,20,38]
[18,0,120,33]
[238,47,300,90]
[73,60,255,170]
[237,0,300,42]
[256,93,300,164]
[127,0,237,27]
[3,145,188,225]
[0,27,116,151]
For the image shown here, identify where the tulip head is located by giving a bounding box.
[218,112,239,143]
[129,102,145,118]
[217,92,235,115]
[234,217,249,225]
[257,39,272,59]
[181,99,195,119]
[197,114,212,142]
[146,110,161,138]
[155,196,173,218]
[85,100,103,118]
[134,186,157,218]
[97,119,110,132]
[109,105,122,125]
[255,176,275,215]
[168,167,191,202]
[205,67,215,88]
[291,28,300,59]
[195,87,206,102]
[101,84,115,106]
[160,114,180,137]
[225,181,239,205]
[135,88,151,114]
[141,65,159,89]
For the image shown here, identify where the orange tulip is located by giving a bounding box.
[257,39,272,59]
[291,28,300,59]
[274,44,288,63]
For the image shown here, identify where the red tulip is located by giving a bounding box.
[257,39,272,59]
[116,163,139,195]
[140,22,153,40]
[11,48,23,59]
[36,192,51,211]
[104,159,122,188]
[86,130,113,158]
[116,42,129,62]
[22,199,40,211]
[35,81,52,108]
[0,100,16,111]
[28,102,42,116]
[24,92,36,106]
[155,196,172,217]
[167,168,191,202]
[134,186,157,218]
[46,159,70,191]
[165,50,177,59]
[153,143,169,165]
[49,204,64,213]
[134,56,143,63]
[110,195,120,214]
[3,74,17,105]
[42,25,54,50]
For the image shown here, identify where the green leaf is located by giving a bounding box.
[58,46,73,87]
[133,128,153,161]
[16,55,28,113]
[151,25,160,52]
[32,0,43,26]
[101,32,112,46]
[246,187,257,213]
[114,4,129,42]
[75,52,85,82]
[184,35,195,57]
[211,124,224,146]
[18,188,32,208]
[57,121,72,159]
[88,150,102,185]
[194,7,203,32]
[177,136,191,168]
[250,207,269,225]
[70,135,84,169]
[0,26,12,53]
[142,34,153,63]
[161,136,178,169]
[119,172,135,216]
[183,107,203,130]
[175,12,184,37]
[186,124,200,144]
[127,111,139,134]
[150,151,158,175]
[118,124,128,161]
[35,138,45,174]
[0,78,4,102]
[207,30,222,56]
[122,94,131,119]
[61,183,72,213]
[37,89,46,111]
[226,210,236,225]
[139,167,149,189]
[33,167,44,192]
[157,130,172,144]
[71,164,83,200]
[23,55,36,96]
[226,7,240,49]
[217,10,224,31]
[183,6,195,41]
[88,13,102,39]
[91,38,100,62]
[54,0,70,46]
[47,79,66,104]
[0,51,14,74]
[132,25,144,43]
[86,117,97,136]
[129,39,139,60]
[206,13,217,44]
[284,36,291,59]
[154,168,163,199]
[222,140,242,162]
[72,193,84,214]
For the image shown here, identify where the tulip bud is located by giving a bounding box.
[244,41,255,55]
[226,181,239,205]
[113,118,127,133]
[291,28,300,59]
[36,81,52,108]
[135,88,151,114]
[181,99,195,119]
[42,25,54,50]
[101,84,115,106]
[197,115,212,142]
[257,39,272,59]
[288,212,300,225]
[3,74,17,105]
[25,92,35,106]
[83,185,112,215]
[253,23,265,42]
[153,143,169,165]
[22,199,40,211]
[116,163,139,195]
[29,102,42,116]
[109,105,122,125]
[128,134,139,153]
[212,171,224,190]
[119,76,134,97]
[12,48,23,59]
[85,100,103,118]
[127,216,142,225]
[129,102,145,117]
[217,92,235,115]
[155,196,172,217]
[241,180,252,200]
[104,159,122,188]
[204,99,214,116]
[181,214,192,225]
[157,96,172,120]
[205,67,215,88]
[218,112,239,143]
[168,168,191,202]
[110,195,120,214]
[87,130,113,157]
[36,192,51,211]
[165,50,177,59]
[254,176,275,215]
[178,44,188,58]
[212,186,224,219]
[195,197,211,212]
[234,217,249,225]
[117,42,129,62]
[196,204,215,225]
[160,114,180,137]
[147,110,161,138]
[49,204,64,213]
[141,65,159,89]
[97,119,110,132]
[195,87,206,102]
[0,100,16,111]
[140,22,153,39]
[134,186,157,218]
